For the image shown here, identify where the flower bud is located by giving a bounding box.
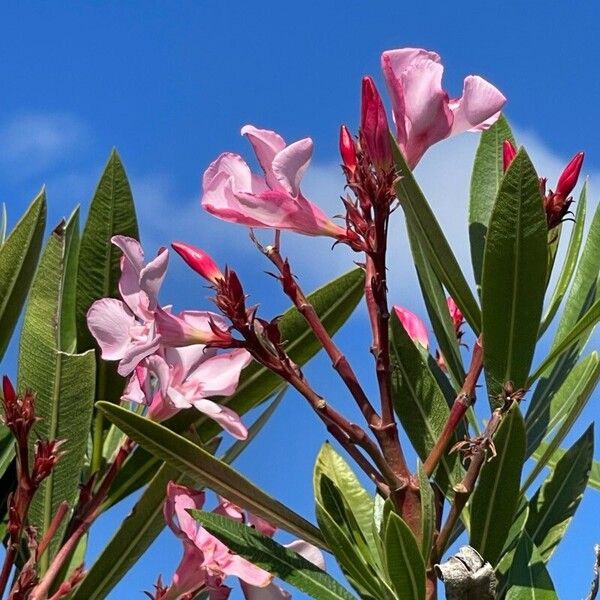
[555,152,584,199]
[446,297,464,336]
[171,241,224,284]
[502,140,517,173]
[339,125,357,175]
[393,306,429,349]
[360,76,392,170]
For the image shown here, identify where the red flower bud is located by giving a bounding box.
[502,140,517,173]
[339,125,357,175]
[172,241,224,284]
[360,76,392,170]
[555,152,584,199]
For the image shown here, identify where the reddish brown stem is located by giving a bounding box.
[432,408,505,563]
[36,501,70,560]
[423,337,484,477]
[30,439,134,600]
[261,244,380,429]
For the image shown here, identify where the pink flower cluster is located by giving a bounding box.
[201,47,505,238]
[86,236,251,439]
[163,482,324,599]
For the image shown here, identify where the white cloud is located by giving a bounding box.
[0,113,87,181]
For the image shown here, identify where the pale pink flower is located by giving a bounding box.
[393,305,429,349]
[201,126,346,238]
[381,48,506,168]
[127,337,251,438]
[155,308,236,348]
[87,237,168,376]
[164,483,273,600]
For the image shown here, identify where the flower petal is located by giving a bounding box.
[241,125,286,188]
[271,137,313,196]
[191,398,248,440]
[284,540,326,570]
[139,246,169,310]
[188,349,252,398]
[449,75,506,135]
[86,299,135,360]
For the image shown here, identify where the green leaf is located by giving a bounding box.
[106,268,365,507]
[496,498,530,594]
[392,137,482,333]
[18,216,96,569]
[530,200,600,404]
[70,462,179,600]
[59,207,81,353]
[481,148,548,400]
[532,445,600,492]
[525,352,599,475]
[417,463,435,563]
[193,511,356,600]
[315,497,383,599]
[528,297,600,384]
[539,185,587,336]
[384,512,426,600]
[505,532,558,599]
[314,444,378,563]
[76,150,139,474]
[0,190,46,360]
[469,114,516,290]
[97,401,325,549]
[390,311,461,493]
[407,224,465,391]
[470,404,526,566]
[526,425,593,562]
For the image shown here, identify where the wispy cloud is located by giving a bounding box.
[0,113,88,182]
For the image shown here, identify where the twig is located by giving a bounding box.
[585,544,600,600]
[257,240,380,427]
[423,338,483,477]
[36,501,70,560]
[30,439,134,600]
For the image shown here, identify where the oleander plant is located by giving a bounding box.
[0,47,599,599]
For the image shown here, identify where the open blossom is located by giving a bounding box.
[87,237,168,376]
[201,125,346,238]
[124,338,251,438]
[164,483,272,599]
[381,48,506,168]
[393,305,429,349]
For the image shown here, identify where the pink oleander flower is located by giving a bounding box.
[393,305,429,349]
[164,483,273,599]
[87,237,168,376]
[381,48,506,168]
[447,297,464,337]
[124,339,251,439]
[201,125,346,238]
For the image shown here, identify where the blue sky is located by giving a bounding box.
[1,2,599,598]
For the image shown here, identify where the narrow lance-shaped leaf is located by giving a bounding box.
[105,268,365,508]
[391,135,482,333]
[532,445,600,493]
[18,215,96,569]
[76,150,139,471]
[97,401,325,549]
[417,463,435,563]
[505,532,559,600]
[314,443,378,566]
[525,352,599,469]
[539,184,587,336]
[192,511,356,600]
[0,203,7,244]
[470,404,526,566]
[530,200,600,406]
[0,190,46,360]
[481,148,548,401]
[525,425,594,562]
[469,114,516,290]
[384,512,426,600]
[390,311,462,494]
[407,223,465,390]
